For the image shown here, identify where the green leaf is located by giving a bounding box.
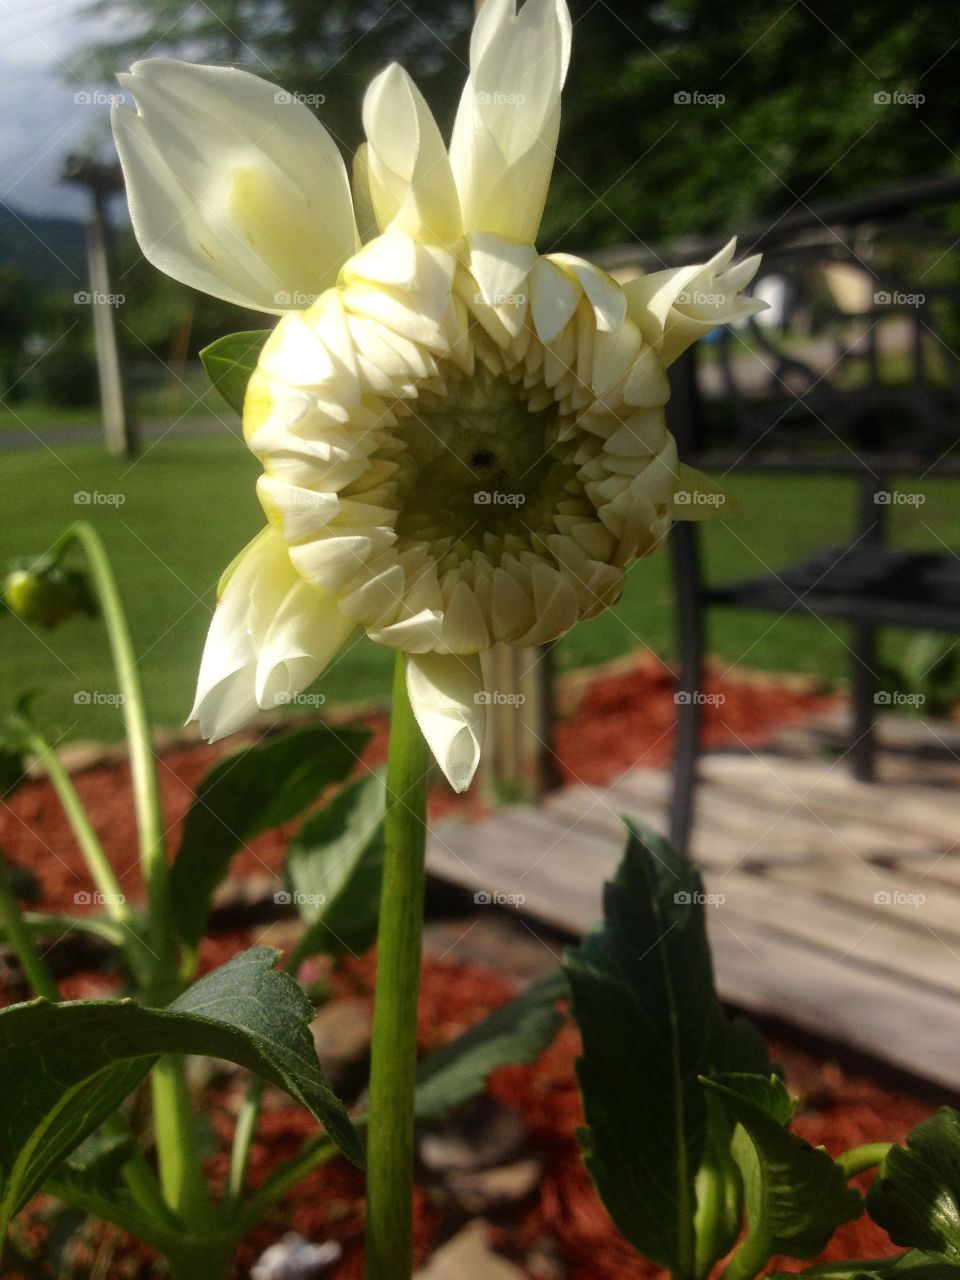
[771,1252,960,1280]
[563,820,770,1275]
[0,947,362,1235]
[286,771,386,962]
[703,1075,863,1278]
[414,968,567,1122]
[170,725,368,949]
[707,1071,797,1126]
[199,330,270,416]
[868,1109,960,1263]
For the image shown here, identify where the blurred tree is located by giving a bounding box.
[73,0,960,254]
[0,269,35,401]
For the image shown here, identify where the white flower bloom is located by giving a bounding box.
[113,0,760,792]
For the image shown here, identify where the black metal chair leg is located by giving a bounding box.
[850,622,878,782]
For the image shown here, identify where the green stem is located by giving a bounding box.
[0,853,59,1000]
[26,731,136,932]
[836,1142,893,1178]
[57,522,175,990]
[53,525,210,1224]
[226,1076,264,1204]
[364,653,430,1280]
[151,1056,214,1226]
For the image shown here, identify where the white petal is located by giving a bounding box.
[255,579,354,708]
[466,231,537,308]
[362,63,461,243]
[189,527,292,739]
[112,59,358,313]
[548,255,627,331]
[405,652,486,792]
[450,0,571,241]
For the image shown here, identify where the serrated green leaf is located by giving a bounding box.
[0,947,362,1235]
[563,819,771,1276]
[286,771,386,962]
[703,1075,862,1278]
[706,1072,797,1125]
[868,1109,960,1263]
[414,968,566,1122]
[170,725,369,949]
[199,330,270,416]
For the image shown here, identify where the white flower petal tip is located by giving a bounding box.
[362,63,461,243]
[405,652,486,793]
[450,0,572,241]
[189,527,353,741]
[622,241,767,367]
[112,59,358,314]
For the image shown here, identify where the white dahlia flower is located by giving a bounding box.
[112,0,764,792]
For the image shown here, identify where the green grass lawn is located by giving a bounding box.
[0,368,224,433]
[1,433,957,742]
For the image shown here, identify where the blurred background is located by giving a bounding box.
[1,0,959,740]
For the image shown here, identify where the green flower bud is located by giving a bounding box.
[2,563,96,628]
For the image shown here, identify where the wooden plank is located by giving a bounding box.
[706,915,960,1092]
[707,869,960,997]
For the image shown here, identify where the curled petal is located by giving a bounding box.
[113,59,358,313]
[623,239,767,367]
[189,526,352,740]
[362,63,461,243]
[405,651,485,792]
[450,0,571,241]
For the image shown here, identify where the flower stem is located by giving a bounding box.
[364,653,430,1280]
[56,522,176,994]
[0,854,59,1001]
[836,1142,893,1178]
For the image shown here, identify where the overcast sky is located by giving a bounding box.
[0,0,117,219]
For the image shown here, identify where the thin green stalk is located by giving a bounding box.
[57,523,175,988]
[26,731,135,933]
[0,855,59,1000]
[53,525,210,1225]
[836,1142,892,1178]
[364,653,430,1280]
[226,1076,264,1204]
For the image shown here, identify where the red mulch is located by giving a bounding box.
[0,655,831,915]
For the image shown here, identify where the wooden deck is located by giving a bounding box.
[427,713,960,1089]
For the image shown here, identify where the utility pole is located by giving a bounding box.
[62,154,137,458]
